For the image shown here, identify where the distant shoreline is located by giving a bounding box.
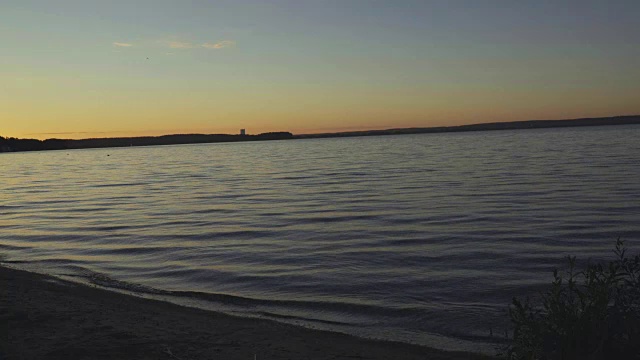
[2,115,639,153]
[294,115,640,139]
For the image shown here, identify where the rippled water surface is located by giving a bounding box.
[1,126,639,352]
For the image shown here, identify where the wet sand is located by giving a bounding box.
[0,266,493,359]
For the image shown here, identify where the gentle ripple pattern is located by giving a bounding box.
[1,125,639,352]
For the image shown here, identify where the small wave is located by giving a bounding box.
[92,225,135,232]
[253,311,350,326]
[0,259,29,264]
[63,270,422,320]
[90,182,146,188]
[97,246,190,256]
[0,205,24,211]
[65,271,169,295]
[275,175,315,181]
[0,243,32,251]
[191,208,238,215]
[198,230,278,240]
[62,207,111,213]
[294,214,380,224]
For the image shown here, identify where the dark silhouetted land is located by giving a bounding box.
[0,132,294,153]
[0,266,493,360]
[2,115,639,153]
[294,115,640,139]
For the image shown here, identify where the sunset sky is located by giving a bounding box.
[2,1,639,139]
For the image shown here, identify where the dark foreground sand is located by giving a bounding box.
[0,266,493,360]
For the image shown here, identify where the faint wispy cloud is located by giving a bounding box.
[113,42,134,47]
[201,40,236,49]
[124,37,235,51]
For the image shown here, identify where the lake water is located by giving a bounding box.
[1,125,639,353]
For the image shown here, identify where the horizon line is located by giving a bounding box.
[6,114,640,141]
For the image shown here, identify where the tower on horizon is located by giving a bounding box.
[240,129,246,136]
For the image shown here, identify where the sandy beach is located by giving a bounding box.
[0,266,493,360]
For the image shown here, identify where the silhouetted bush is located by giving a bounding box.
[505,239,639,359]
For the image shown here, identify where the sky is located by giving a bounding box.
[2,0,639,139]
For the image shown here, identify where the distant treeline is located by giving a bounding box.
[3,115,639,153]
[293,115,640,139]
[0,132,294,153]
